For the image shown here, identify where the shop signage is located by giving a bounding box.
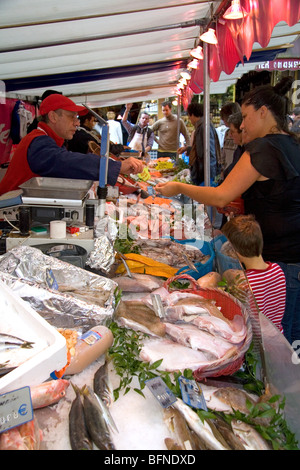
[256,59,300,71]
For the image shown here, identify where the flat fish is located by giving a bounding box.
[140,337,209,372]
[112,273,164,293]
[165,308,246,345]
[164,322,237,360]
[164,292,230,323]
[116,300,166,337]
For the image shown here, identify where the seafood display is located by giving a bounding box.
[115,282,250,377]
[0,184,298,452]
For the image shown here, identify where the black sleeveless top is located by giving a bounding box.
[243,134,300,263]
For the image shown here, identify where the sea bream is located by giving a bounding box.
[231,420,272,450]
[198,383,259,414]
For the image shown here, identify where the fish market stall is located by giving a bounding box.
[0,164,300,450]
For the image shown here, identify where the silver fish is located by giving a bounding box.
[173,398,229,450]
[0,333,34,349]
[93,360,113,408]
[231,420,271,450]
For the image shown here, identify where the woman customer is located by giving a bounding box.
[156,77,300,345]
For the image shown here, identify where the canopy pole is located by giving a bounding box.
[176,95,181,164]
[203,41,210,187]
[203,41,213,222]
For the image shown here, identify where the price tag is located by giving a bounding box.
[179,376,208,411]
[145,377,177,408]
[0,386,33,433]
[45,268,58,290]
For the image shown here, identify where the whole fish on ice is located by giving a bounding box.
[140,337,211,372]
[0,332,34,350]
[198,383,259,414]
[30,379,70,409]
[164,307,246,345]
[81,385,116,450]
[116,300,166,337]
[112,273,164,293]
[164,322,237,360]
[69,384,93,451]
[231,420,271,450]
[173,398,229,450]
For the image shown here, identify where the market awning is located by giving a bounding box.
[1,0,300,107]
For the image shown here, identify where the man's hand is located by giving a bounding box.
[120,156,144,175]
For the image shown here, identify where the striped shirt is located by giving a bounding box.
[246,262,286,333]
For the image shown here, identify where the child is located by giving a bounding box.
[222,215,286,333]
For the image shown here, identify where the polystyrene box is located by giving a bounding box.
[0,281,67,394]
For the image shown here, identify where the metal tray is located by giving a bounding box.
[20,177,93,201]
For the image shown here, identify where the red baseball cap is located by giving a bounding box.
[39,94,88,116]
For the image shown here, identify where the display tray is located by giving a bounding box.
[0,281,67,394]
[20,177,93,201]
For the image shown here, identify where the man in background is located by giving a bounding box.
[179,102,220,186]
[121,103,154,159]
[150,100,190,159]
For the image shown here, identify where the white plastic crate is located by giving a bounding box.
[0,281,67,394]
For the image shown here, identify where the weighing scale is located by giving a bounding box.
[5,177,97,253]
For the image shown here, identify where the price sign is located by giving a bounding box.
[0,386,33,433]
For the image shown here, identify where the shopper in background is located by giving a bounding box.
[219,102,241,174]
[121,103,154,159]
[178,102,220,185]
[150,100,190,159]
[106,111,123,144]
[0,94,144,195]
[222,215,286,333]
[223,111,244,179]
[68,111,125,157]
[156,76,300,345]
[67,111,98,154]
[290,106,300,134]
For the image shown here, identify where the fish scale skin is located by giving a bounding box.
[83,396,115,450]
[69,390,93,451]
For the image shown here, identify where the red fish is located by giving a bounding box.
[30,379,70,409]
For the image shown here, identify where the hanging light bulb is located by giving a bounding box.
[187,59,199,70]
[190,45,204,60]
[223,0,247,20]
[180,71,191,81]
[200,28,218,45]
[179,77,188,86]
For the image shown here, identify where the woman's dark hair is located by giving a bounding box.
[242,76,294,131]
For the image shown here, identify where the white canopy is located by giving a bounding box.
[1,0,299,107]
